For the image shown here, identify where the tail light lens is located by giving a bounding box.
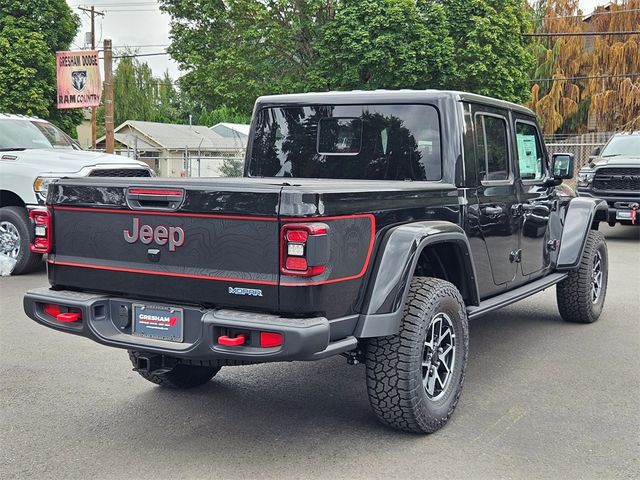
[281,223,329,277]
[29,209,51,254]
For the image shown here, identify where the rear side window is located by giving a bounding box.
[475,114,510,182]
[249,104,441,181]
[515,122,545,181]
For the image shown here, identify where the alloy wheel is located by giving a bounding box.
[422,312,456,401]
[592,250,603,303]
[0,221,20,259]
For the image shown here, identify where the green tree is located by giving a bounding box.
[160,0,333,113]
[312,0,454,90]
[219,157,244,177]
[163,0,535,111]
[196,104,251,126]
[0,0,82,134]
[97,55,181,134]
[442,0,535,103]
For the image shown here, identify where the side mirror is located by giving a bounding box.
[591,146,601,157]
[551,153,574,180]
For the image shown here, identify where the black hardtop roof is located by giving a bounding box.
[255,89,535,117]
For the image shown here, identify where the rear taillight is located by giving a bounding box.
[29,209,51,254]
[280,223,329,277]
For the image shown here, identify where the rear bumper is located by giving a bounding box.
[23,287,357,362]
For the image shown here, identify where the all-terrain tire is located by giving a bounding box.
[365,277,469,434]
[0,206,43,275]
[128,351,221,388]
[556,230,608,323]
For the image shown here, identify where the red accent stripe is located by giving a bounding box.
[280,213,376,222]
[48,260,278,286]
[53,206,278,222]
[128,189,183,196]
[48,211,375,287]
[280,214,376,287]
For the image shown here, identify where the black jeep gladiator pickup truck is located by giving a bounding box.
[24,90,609,434]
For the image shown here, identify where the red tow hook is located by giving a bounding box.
[631,204,638,225]
[43,304,81,323]
[56,312,81,323]
[218,334,246,346]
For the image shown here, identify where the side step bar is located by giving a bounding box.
[467,272,568,320]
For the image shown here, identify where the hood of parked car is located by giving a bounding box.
[588,155,640,169]
[4,148,149,174]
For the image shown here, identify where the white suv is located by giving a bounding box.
[0,114,153,274]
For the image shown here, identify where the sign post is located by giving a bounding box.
[104,39,114,154]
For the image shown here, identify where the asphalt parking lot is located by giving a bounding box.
[1,224,638,480]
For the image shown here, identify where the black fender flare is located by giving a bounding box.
[354,221,479,338]
[556,197,608,271]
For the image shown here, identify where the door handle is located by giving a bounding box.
[522,203,550,216]
[482,206,503,215]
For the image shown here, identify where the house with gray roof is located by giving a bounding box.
[210,122,250,140]
[97,120,246,177]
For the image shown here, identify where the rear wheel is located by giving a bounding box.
[0,206,42,275]
[128,351,221,389]
[556,230,608,323]
[365,277,469,433]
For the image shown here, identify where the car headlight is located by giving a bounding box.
[577,171,595,187]
[33,176,60,202]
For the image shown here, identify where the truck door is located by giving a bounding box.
[472,106,520,286]
[512,116,552,278]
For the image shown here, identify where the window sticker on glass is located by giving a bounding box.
[317,118,362,155]
[516,133,539,178]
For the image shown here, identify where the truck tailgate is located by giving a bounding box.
[47,179,281,310]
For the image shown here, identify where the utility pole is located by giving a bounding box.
[104,39,114,153]
[78,6,104,149]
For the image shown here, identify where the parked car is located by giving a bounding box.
[577,131,640,225]
[24,91,609,433]
[0,113,153,274]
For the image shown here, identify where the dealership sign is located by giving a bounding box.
[56,50,101,109]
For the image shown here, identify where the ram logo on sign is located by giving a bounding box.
[56,50,101,109]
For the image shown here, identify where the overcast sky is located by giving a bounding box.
[67,0,609,81]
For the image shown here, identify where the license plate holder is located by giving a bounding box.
[132,304,184,342]
[616,210,632,220]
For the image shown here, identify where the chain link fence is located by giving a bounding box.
[106,149,245,177]
[544,132,613,170]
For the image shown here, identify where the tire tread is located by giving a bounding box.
[556,230,607,323]
[365,277,468,433]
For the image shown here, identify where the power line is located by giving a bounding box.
[98,51,170,59]
[111,44,170,48]
[542,8,640,20]
[530,72,640,82]
[72,2,158,6]
[97,9,160,12]
[524,30,640,37]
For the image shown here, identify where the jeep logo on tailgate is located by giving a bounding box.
[123,217,185,251]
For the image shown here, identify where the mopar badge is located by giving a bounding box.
[229,287,263,297]
[124,217,185,251]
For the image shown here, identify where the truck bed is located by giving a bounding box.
[46,176,458,317]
